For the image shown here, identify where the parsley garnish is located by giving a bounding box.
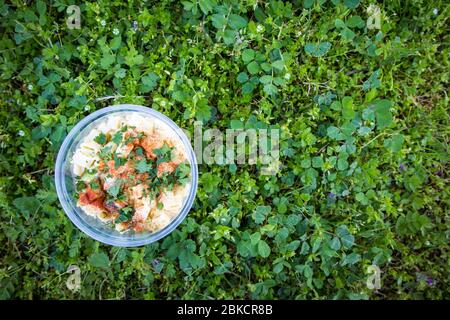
[107,180,122,198]
[135,159,153,173]
[153,143,174,164]
[94,132,107,145]
[99,145,113,160]
[135,147,144,156]
[116,206,133,223]
[112,131,123,145]
[89,181,100,190]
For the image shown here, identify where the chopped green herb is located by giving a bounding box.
[99,145,113,159]
[113,153,126,169]
[112,131,123,145]
[94,132,107,145]
[76,180,86,192]
[107,180,122,198]
[136,159,153,173]
[135,147,144,156]
[89,181,100,190]
[116,206,133,223]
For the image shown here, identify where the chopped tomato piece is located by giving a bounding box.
[133,221,147,232]
[85,188,102,202]
[107,160,135,177]
[157,162,178,177]
[90,198,105,211]
[78,192,90,206]
[140,134,163,159]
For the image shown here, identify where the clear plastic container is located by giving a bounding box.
[55,104,198,247]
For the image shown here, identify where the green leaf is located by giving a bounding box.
[303,0,314,9]
[242,49,255,63]
[242,82,254,94]
[287,240,301,251]
[100,53,115,69]
[312,156,323,168]
[140,73,159,92]
[114,68,126,79]
[260,62,272,72]
[372,99,393,129]
[342,96,355,120]
[222,29,237,45]
[344,0,360,9]
[363,69,381,91]
[88,252,110,269]
[271,60,284,71]
[263,83,277,95]
[329,237,341,250]
[237,72,249,83]
[259,75,272,84]
[237,240,252,257]
[384,134,404,152]
[312,237,322,253]
[250,232,261,245]
[347,16,365,28]
[343,252,361,265]
[355,192,369,205]
[337,158,349,171]
[247,61,260,75]
[196,100,212,122]
[300,241,310,255]
[258,240,271,258]
[327,126,341,140]
[334,19,346,29]
[228,14,247,30]
[211,14,227,29]
[198,0,215,15]
[336,225,355,249]
[13,197,40,220]
[273,262,284,273]
[110,36,122,51]
[341,27,356,41]
[230,119,244,129]
[304,42,331,57]
[253,205,271,224]
[124,50,144,67]
[36,0,47,16]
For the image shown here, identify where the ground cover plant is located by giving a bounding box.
[0,0,448,299]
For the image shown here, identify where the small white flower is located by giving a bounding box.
[256,24,264,33]
[18,130,25,137]
[100,20,106,27]
[27,84,33,91]
[433,8,438,15]
[284,73,291,80]
[160,100,166,107]
[84,105,90,111]
[113,28,120,35]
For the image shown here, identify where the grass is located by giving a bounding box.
[0,0,448,299]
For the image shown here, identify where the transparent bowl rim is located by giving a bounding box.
[54,104,198,247]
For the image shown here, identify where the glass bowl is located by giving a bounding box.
[55,104,198,247]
